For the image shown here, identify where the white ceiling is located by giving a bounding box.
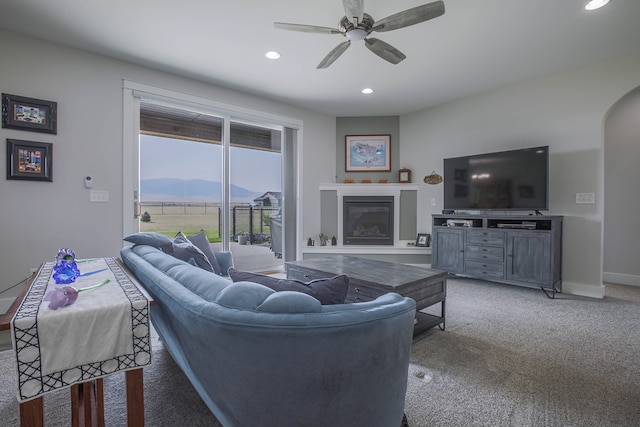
[1,0,639,117]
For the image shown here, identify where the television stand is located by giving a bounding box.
[431,214,562,295]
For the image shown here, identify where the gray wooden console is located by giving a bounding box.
[431,214,562,294]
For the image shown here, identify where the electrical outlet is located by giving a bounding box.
[431,198,437,206]
[575,193,595,204]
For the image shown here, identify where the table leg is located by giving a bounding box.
[438,299,446,331]
[70,379,105,427]
[126,368,145,426]
[19,397,44,427]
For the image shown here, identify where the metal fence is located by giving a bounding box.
[139,202,280,244]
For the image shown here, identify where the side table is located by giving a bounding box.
[0,258,153,427]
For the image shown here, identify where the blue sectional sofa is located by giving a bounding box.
[120,243,416,427]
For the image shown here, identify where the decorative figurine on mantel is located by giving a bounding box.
[331,236,337,246]
[318,233,329,246]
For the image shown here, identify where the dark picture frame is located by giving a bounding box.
[6,139,53,182]
[2,93,57,134]
[345,134,391,172]
[416,233,430,247]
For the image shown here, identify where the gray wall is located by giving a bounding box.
[0,29,336,310]
[604,86,640,284]
[400,51,640,297]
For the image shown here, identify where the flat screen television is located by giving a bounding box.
[443,146,549,211]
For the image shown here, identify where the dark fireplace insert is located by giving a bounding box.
[343,196,394,245]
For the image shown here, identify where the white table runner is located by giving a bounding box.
[10,257,152,402]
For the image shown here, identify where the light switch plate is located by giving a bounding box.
[90,190,109,203]
[575,193,595,204]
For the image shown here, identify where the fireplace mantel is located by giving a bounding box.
[319,183,419,193]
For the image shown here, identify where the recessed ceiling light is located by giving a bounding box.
[265,51,281,60]
[362,88,374,94]
[585,0,610,10]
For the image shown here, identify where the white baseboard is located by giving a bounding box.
[562,281,605,299]
[603,272,640,287]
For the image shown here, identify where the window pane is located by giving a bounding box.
[139,134,223,242]
[229,122,283,271]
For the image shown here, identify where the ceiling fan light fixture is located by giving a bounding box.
[585,0,610,10]
[265,51,281,60]
[346,28,367,41]
[362,88,374,94]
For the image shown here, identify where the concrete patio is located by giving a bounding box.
[211,242,283,273]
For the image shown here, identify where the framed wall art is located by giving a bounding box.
[345,134,391,172]
[6,139,53,182]
[2,93,57,134]
[416,233,430,247]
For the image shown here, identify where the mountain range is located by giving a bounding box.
[140,178,262,202]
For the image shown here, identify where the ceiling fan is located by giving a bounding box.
[274,0,445,69]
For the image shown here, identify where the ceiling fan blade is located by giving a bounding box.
[274,22,342,35]
[342,0,365,25]
[317,41,351,69]
[372,1,445,33]
[364,38,406,65]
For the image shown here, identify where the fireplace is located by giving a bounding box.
[343,196,394,245]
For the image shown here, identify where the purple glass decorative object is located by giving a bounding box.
[44,279,110,310]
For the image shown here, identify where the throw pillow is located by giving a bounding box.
[123,232,173,252]
[187,230,222,275]
[228,268,349,305]
[172,231,214,272]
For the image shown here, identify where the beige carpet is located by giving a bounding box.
[1,280,639,426]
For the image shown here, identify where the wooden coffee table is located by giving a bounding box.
[285,256,447,335]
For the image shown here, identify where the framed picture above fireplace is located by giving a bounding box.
[345,134,391,172]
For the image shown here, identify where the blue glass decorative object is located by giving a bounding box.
[53,248,80,284]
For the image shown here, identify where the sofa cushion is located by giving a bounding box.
[228,269,349,305]
[187,230,222,275]
[213,251,234,277]
[214,281,274,310]
[168,264,230,302]
[256,291,322,313]
[123,232,173,252]
[172,232,214,272]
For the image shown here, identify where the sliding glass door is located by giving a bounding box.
[137,101,284,272]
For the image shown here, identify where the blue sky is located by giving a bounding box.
[140,135,281,193]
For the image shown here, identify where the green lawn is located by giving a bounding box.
[139,204,278,243]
